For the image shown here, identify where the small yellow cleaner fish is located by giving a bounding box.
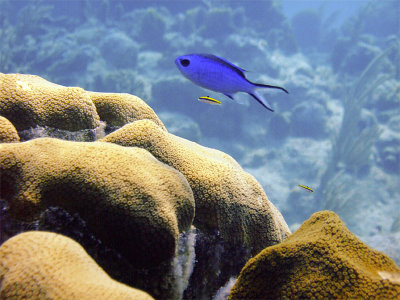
[198,96,221,105]
[298,185,314,192]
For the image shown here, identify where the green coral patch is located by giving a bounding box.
[0,231,154,299]
[229,211,400,299]
[101,119,291,255]
[0,73,100,131]
[0,137,195,268]
[0,115,19,143]
[88,91,166,129]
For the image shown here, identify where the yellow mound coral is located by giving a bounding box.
[0,231,154,299]
[229,211,400,299]
[0,116,19,142]
[0,137,195,268]
[0,73,100,131]
[100,120,290,254]
[88,91,166,130]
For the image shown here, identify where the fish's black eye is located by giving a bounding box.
[180,59,190,67]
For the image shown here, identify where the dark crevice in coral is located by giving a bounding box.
[183,229,250,300]
[0,204,185,299]
[0,202,254,299]
[18,126,99,142]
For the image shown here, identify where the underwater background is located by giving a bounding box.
[0,0,399,298]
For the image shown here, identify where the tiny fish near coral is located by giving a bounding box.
[175,54,288,112]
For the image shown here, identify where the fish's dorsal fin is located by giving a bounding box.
[212,55,247,73]
[199,54,247,79]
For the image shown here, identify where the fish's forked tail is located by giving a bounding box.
[249,91,274,112]
[248,82,288,112]
[253,82,289,94]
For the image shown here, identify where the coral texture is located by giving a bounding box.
[0,231,154,299]
[229,211,400,299]
[88,91,166,129]
[0,73,100,131]
[101,119,290,254]
[0,116,19,142]
[0,137,195,267]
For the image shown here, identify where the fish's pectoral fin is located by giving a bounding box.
[224,94,234,100]
[249,92,274,112]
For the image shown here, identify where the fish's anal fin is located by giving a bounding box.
[249,92,274,112]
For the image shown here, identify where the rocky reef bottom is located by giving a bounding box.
[1,203,399,299]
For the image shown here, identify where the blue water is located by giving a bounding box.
[281,0,368,27]
[0,0,399,292]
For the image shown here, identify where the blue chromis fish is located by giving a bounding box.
[198,96,221,105]
[175,53,288,112]
[298,185,314,193]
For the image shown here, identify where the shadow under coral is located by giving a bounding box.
[0,201,250,299]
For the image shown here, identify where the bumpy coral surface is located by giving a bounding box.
[88,91,166,130]
[0,231,154,299]
[229,211,400,299]
[0,73,100,131]
[0,137,195,267]
[101,119,290,254]
[0,116,19,142]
